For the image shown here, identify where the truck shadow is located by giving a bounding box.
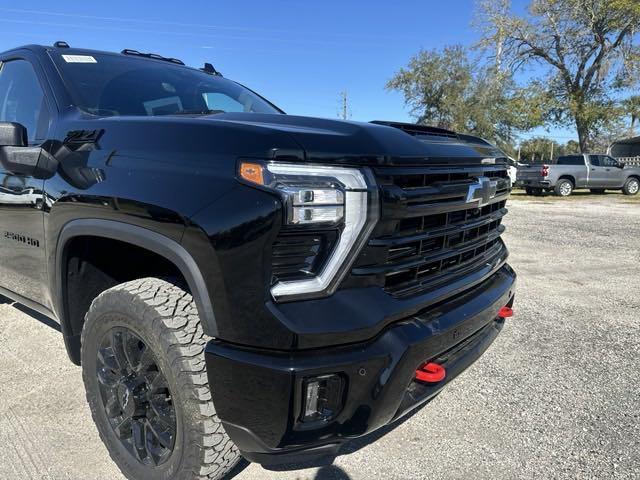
[246,405,426,478]
[312,465,352,479]
[227,460,352,480]
[0,294,61,332]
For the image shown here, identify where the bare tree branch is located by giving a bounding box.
[476,0,640,150]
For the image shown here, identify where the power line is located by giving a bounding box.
[0,7,422,43]
[0,17,382,49]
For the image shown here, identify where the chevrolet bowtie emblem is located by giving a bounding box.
[466,176,498,207]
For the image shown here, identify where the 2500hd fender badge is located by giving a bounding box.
[4,231,40,248]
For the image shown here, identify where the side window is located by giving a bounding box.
[601,156,618,167]
[589,156,601,167]
[0,60,49,143]
[557,155,584,166]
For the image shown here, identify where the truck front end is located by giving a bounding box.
[200,120,516,465]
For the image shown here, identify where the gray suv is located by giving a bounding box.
[516,154,640,196]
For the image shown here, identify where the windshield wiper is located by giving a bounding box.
[155,109,225,116]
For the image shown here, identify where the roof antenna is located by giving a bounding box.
[201,62,222,76]
[54,41,70,48]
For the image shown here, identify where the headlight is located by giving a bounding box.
[239,161,378,302]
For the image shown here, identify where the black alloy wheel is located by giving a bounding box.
[96,327,176,467]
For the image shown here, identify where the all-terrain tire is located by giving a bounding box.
[81,277,240,480]
[622,177,639,196]
[554,179,573,197]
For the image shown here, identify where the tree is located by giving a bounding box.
[564,139,581,154]
[386,45,543,151]
[478,0,640,151]
[519,137,556,162]
[518,137,582,161]
[622,96,640,136]
[386,46,471,129]
[519,137,567,161]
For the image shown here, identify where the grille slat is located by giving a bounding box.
[371,206,507,247]
[353,164,511,298]
[387,240,504,297]
[375,165,509,179]
[383,190,509,219]
[353,226,505,276]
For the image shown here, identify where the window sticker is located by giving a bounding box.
[143,97,183,116]
[62,55,97,63]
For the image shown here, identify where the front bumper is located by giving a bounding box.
[205,264,516,466]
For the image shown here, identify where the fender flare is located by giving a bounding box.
[55,219,218,362]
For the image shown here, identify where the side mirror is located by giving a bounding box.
[618,161,625,168]
[0,122,58,178]
[0,122,27,147]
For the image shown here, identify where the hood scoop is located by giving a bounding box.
[370,121,460,141]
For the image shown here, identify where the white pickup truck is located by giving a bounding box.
[515,153,640,196]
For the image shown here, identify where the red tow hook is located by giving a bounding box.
[498,306,514,318]
[415,362,446,383]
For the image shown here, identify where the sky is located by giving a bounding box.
[0,0,577,143]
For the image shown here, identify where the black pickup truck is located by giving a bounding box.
[0,43,516,480]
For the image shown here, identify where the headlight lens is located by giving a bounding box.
[239,161,378,301]
[279,186,344,224]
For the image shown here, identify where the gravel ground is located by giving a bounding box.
[0,193,638,480]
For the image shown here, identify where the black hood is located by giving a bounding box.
[210,113,504,165]
[62,112,505,166]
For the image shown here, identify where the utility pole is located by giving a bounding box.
[550,141,554,161]
[339,91,350,120]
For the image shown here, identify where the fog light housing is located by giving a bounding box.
[301,374,344,423]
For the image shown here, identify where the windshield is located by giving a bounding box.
[50,51,281,117]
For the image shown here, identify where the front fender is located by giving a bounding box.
[53,218,217,336]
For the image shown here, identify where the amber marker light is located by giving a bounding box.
[239,161,265,185]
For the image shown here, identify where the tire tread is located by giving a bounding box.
[81,277,240,480]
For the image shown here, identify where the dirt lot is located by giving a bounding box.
[0,193,638,480]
